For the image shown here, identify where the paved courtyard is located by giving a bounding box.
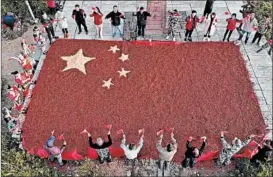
[2,0,272,138]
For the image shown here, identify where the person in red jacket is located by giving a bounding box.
[90,6,103,38]
[47,0,56,15]
[223,13,242,42]
[185,10,200,42]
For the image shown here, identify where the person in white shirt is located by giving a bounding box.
[120,131,144,166]
[156,132,177,171]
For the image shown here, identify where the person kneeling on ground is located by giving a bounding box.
[182,136,207,168]
[121,130,144,166]
[156,131,177,170]
[218,131,255,166]
[83,129,113,164]
[44,130,66,166]
[250,139,273,167]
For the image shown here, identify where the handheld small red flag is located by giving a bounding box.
[104,124,112,129]
[157,129,163,136]
[116,129,124,135]
[138,128,144,134]
[224,11,229,15]
[253,27,258,31]
[80,129,87,134]
[57,134,65,140]
[165,127,174,133]
[91,6,96,10]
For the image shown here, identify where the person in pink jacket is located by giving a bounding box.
[203,12,218,41]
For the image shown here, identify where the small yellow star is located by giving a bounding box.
[61,49,95,74]
[117,68,130,77]
[119,53,129,62]
[108,45,120,53]
[102,78,114,89]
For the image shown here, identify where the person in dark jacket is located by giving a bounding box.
[41,11,58,44]
[203,0,215,19]
[250,139,273,167]
[72,4,88,34]
[105,5,125,38]
[182,136,207,168]
[83,129,113,164]
[133,7,151,38]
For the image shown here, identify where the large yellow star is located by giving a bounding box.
[61,49,95,74]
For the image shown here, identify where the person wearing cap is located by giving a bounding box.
[44,130,66,166]
[235,12,258,45]
[223,13,242,42]
[120,131,144,166]
[185,10,200,42]
[105,5,125,38]
[133,6,151,38]
[203,12,218,41]
[72,4,88,35]
[90,6,104,38]
[182,136,207,168]
[252,14,271,46]
[165,9,180,41]
[218,131,255,166]
[156,132,177,170]
[55,7,69,38]
[83,129,113,164]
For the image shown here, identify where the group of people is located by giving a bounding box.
[44,127,272,172]
[2,38,39,148]
[32,1,273,56]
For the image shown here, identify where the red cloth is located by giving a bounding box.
[47,0,56,8]
[186,15,199,30]
[87,147,98,159]
[62,149,84,160]
[233,148,252,159]
[90,12,103,25]
[268,39,272,46]
[37,148,49,158]
[196,151,219,162]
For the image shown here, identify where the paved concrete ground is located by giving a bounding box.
[2,0,272,138]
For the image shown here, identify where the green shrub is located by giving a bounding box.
[257,163,273,177]
[1,134,61,177]
[75,159,106,176]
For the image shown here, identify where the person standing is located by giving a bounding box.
[120,131,144,166]
[41,11,59,44]
[90,6,103,38]
[83,129,113,164]
[250,140,273,167]
[156,132,177,171]
[55,7,69,38]
[165,9,180,41]
[105,5,126,38]
[185,10,200,42]
[223,13,242,42]
[252,14,271,45]
[44,130,66,166]
[133,6,151,38]
[203,12,218,41]
[182,136,207,168]
[203,0,215,19]
[218,131,254,166]
[257,35,272,55]
[47,0,56,15]
[235,12,258,45]
[72,4,88,35]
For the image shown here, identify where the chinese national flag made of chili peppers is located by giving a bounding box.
[22,39,266,161]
